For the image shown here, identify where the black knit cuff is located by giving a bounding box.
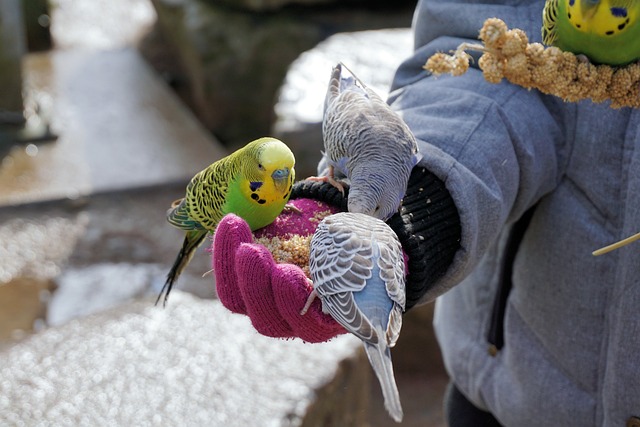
[291,168,461,310]
[388,166,461,309]
[291,179,349,211]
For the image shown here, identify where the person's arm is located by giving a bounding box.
[387,0,570,303]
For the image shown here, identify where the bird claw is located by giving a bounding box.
[327,176,345,195]
[283,203,303,214]
[576,54,591,64]
[300,286,317,316]
[306,175,345,195]
[306,175,328,183]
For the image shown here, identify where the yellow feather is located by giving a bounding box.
[158,137,295,306]
[567,0,638,36]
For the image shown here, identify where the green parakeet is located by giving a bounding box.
[542,0,640,65]
[158,137,296,306]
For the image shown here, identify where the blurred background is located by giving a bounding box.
[0,0,449,425]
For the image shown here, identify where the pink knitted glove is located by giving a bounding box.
[212,198,347,343]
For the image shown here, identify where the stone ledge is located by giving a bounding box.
[0,48,226,207]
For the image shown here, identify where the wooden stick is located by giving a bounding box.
[592,232,640,256]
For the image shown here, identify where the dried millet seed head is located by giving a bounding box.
[424,51,471,76]
[451,51,471,76]
[478,53,504,83]
[424,53,455,75]
[525,43,546,65]
[479,18,508,47]
[501,29,529,57]
[504,53,531,83]
[424,18,640,109]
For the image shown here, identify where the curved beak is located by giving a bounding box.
[271,167,291,193]
[581,0,600,20]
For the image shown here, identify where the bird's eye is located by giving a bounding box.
[272,168,289,179]
[258,163,265,171]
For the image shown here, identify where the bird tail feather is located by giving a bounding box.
[156,230,207,307]
[324,63,343,113]
[364,340,403,423]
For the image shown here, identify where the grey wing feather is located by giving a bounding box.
[322,62,419,160]
[323,62,380,117]
[322,63,392,164]
[322,64,350,165]
[370,217,405,347]
[373,221,406,310]
[309,217,373,295]
[310,213,378,342]
[386,304,403,348]
[322,292,377,343]
[310,213,406,344]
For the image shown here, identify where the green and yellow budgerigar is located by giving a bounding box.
[157,137,296,306]
[542,0,640,65]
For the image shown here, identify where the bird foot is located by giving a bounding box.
[576,54,591,64]
[306,175,345,195]
[283,203,303,214]
[300,286,317,316]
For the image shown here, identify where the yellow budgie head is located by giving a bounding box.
[566,0,637,37]
[240,137,295,204]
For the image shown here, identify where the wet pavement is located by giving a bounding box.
[1,48,226,206]
[0,40,227,343]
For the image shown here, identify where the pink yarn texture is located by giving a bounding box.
[212,198,346,343]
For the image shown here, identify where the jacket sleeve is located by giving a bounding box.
[388,0,572,303]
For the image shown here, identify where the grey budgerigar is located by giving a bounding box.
[301,212,406,422]
[313,62,422,221]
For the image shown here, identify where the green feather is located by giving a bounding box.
[543,0,640,65]
[157,137,295,306]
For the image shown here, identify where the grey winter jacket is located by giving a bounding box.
[388,0,640,425]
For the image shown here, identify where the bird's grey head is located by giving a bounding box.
[347,173,405,221]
